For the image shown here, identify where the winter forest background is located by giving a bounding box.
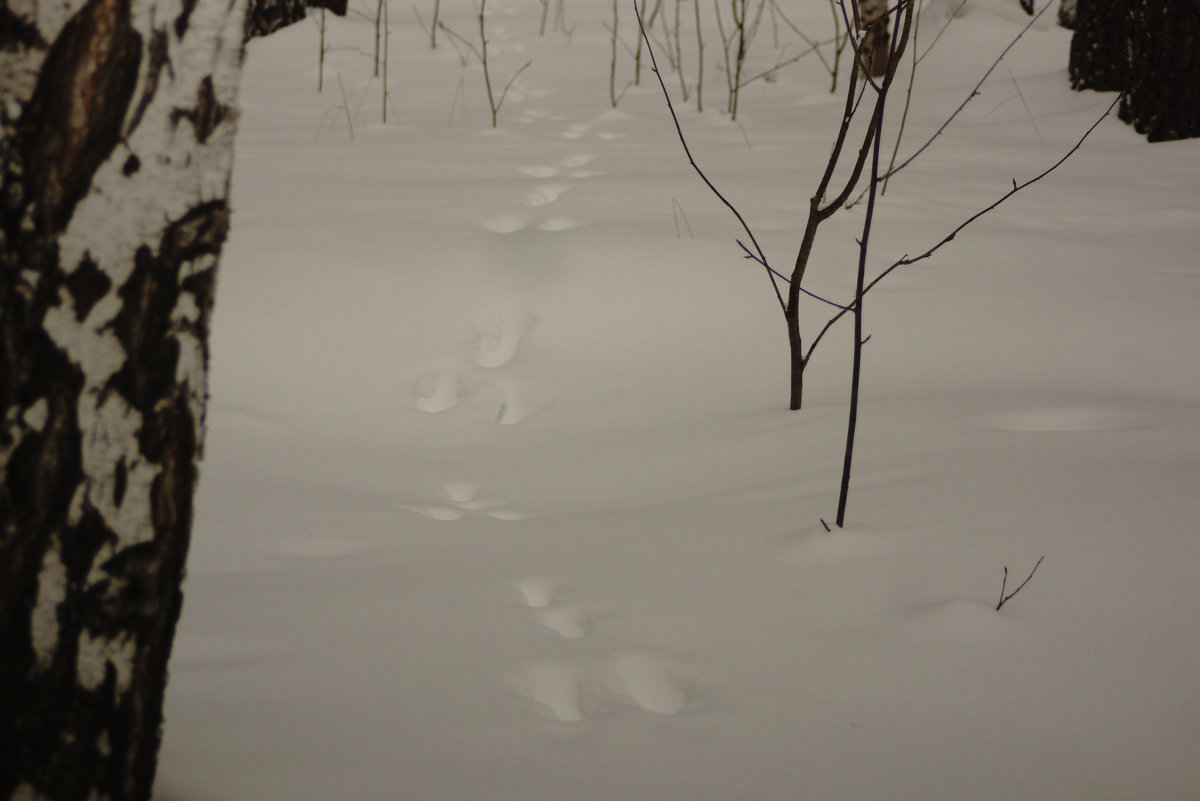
[3,1,1199,799]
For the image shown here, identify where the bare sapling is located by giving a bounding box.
[673,0,689,102]
[318,8,328,91]
[411,0,441,48]
[721,0,768,119]
[374,0,383,73]
[610,0,620,106]
[835,1,911,528]
[381,0,390,121]
[694,0,704,111]
[634,0,664,85]
[640,0,1117,524]
[439,0,532,128]
[638,0,898,410]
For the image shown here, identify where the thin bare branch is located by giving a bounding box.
[636,0,787,314]
[805,94,1119,364]
[496,59,533,115]
[996,556,1045,610]
[887,0,1053,180]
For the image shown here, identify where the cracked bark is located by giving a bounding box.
[1,0,244,798]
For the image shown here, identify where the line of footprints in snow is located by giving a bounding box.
[481,151,601,235]
[414,304,539,426]
[416,134,688,721]
[506,577,690,722]
[401,484,691,721]
[415,152,601,424]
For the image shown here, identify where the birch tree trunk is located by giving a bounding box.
[0,0,247,798]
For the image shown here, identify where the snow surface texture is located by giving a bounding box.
[159,2,1200,799]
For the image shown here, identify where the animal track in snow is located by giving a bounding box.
[514,578,589,638]
[482,215,528,234]
[560,154,596,168]
[506,654,688,722]
[506,662,607,722]
[469,379,543,426]
[536,217,580,232]
[415,370,465,413]
[475,307,533,369]
[560,124,591,140]
[515,577,559,608]
[516,165,560,178]
[522,183,571,207]
[402,482,536,522]
[602,653,688,715]
[534,605,589,639]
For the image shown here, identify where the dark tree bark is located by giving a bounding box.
[245,0,348,41]
[1058,0,1078,29]
[1068,0,1130,91]
[1119,0,1200,142]
[0,0,244,799]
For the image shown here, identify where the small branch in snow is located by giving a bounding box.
[996,555,1045,611]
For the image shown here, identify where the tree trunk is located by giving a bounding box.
[245,0,348,41]
[1119,0,1200,142]
[857,0,890,78]
[1068,0,1131,91]
[787,314,804,411]
[0,0,244,798]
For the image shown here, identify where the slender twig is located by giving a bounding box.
[495,60,532,116]
[886,0,1053,181]
[438,22,481,61]
[996,556,1045,611]
[672,197,695,238]
[804,94,1120,364]
[835,0,905,529]
[636,0,786,314]
[1003,63,1045,144]
[915,0,967,64]
[694,0,704,112]
[738,39,835,89]
[881,0,921,194]
[767,0,834,78]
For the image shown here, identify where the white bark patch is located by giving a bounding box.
[22,398,49,432]
[30,542,69,672]
[81,395,156,543]
[43,291,127,385]
[77,630,135,694]
[35,0,90,42]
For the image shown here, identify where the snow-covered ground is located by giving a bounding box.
[157,2,1200,799]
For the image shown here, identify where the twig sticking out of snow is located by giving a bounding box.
[996,556,1045,611]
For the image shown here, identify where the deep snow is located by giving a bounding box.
[157,2,1200,799]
